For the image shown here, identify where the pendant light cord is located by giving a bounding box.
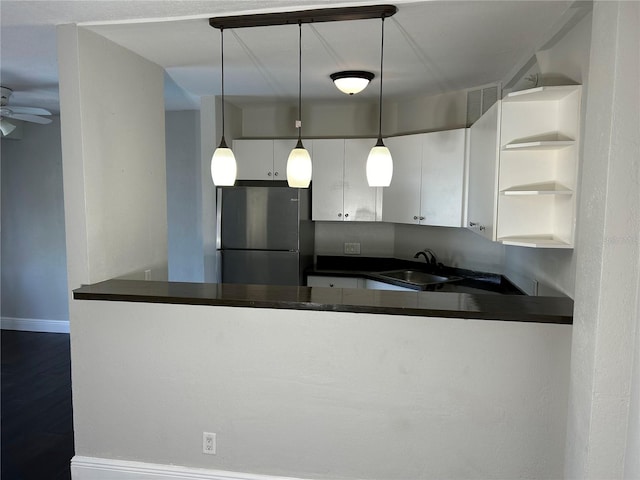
[377,16,385,144]
[297,21,303,144]
[219,27,227,147]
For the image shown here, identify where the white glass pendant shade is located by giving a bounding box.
[210,145,237,186]
[366,143,393,187]
[334,77,370,95]
[287,143,312,188]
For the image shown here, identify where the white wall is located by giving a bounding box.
[394,225,505,274]
[1,117,69,321]
[166,110,203,282]
[58,25,167,289]
[564,2,640,478]
[71,300,572,480]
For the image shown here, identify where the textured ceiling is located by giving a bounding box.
[0,0,576,113]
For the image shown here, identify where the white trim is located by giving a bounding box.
[71,456,311,480]
[1,316,70,333]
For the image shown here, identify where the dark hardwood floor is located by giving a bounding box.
[1,330,74,480]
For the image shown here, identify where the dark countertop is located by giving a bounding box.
[74,277,573,324]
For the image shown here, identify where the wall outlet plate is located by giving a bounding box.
[202,432,216,455]
[344,242,361,255]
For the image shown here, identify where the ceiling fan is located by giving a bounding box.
[1,86,52,136]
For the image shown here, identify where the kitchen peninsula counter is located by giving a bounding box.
[73,279,573,324]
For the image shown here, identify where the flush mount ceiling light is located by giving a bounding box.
[366,15,393,187]
[330,71,375,95]
[210,27,237,186]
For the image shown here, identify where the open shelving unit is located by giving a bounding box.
[497,85,581,248]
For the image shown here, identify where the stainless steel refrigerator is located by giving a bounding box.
[216,181,315,286]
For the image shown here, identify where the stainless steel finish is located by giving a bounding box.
[221,250,301,285]
[216,181,314,286]
[377,269,461,287]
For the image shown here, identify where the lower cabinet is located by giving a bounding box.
[364,279,415,291]
[306,275,414,292]
[306,275,364,288]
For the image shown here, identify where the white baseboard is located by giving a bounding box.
[1,316,69,333]
[71,456,310,480]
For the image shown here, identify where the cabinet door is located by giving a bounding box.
[344,138,379,221]
[467,102,500,240]
[273,139,302,181]
[311,139,345,221]
[233,139,274,180]
[420,129,466,227]
[382,135,423,224]
[307,275,363,288]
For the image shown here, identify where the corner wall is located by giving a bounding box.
[58,25,167,291]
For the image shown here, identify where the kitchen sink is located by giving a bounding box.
[377,269,462,287]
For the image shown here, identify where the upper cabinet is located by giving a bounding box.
[311,138,380,222]
[233,139,299,180]
[467,85,582,248]
[384,129,466,227]
[467,102,501,241]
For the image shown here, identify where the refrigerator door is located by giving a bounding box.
[219,186,300,251]
[221,250,301,285]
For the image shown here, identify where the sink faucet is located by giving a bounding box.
[414,248,438,267]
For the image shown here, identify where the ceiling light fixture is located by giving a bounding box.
[366,15,393,187]
[287,22,312,188]
[0,118,16,136]
[330,70,374,95]
[210,27,237,186]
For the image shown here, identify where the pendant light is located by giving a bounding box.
[210,27,237,186]
[366,15,393,187]
[287,22,312,188]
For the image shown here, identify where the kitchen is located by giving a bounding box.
[3,1,638,479]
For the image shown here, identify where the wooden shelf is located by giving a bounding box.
[503,85,581,102]
[498,235,573,248]
[501,182,573,196]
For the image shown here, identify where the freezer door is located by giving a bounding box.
[220,186,300,251]
[221,250,301,286]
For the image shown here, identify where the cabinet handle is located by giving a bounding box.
[413,216,419,220]
[469,221,478,227]
[419,216,425,220]
[344,213,349,218]
[338,213,342,218]
[479,225,486,231]
[268,171,272,177]
[274,171,279,177]
[329,283,334,287]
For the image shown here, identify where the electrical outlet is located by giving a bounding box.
[344,242,361,255]
[203,432,216,455]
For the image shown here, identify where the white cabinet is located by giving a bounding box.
[306,275,364,288]
[364,279,414,291]
[467,102,500,241]
[233,139,298,180]
[466,85,581,248]
[383,129,466,227]
[311,138,380,222]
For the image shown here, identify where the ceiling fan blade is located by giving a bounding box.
[9,113,52,125]
[7,106,51,116]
